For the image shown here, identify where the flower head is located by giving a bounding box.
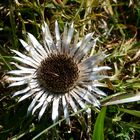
[9,21,110,122]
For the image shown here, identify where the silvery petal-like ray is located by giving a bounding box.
[79,74,109,81]
[77,72,109,82]
[79,53,106,69]
[20,39,44,62]
[62,95,69,123]
[75,40,95,63]
[71,90,86,109]
[69,31,79,57]
[12,50,40,66]
[72,90,91,114]
[9,80,27,87]
[18,91,35,102]
[42,28,50,53]
[83,40,96,54]
[8,69,35,75]
[12,87,30,97]
[89,75,109,81]
[66,22,74,46]
[52,97,60,122]
[55,20,61,47]
[80,66,111,74]
[70,39,82,57]
[42,22,55,51]
[63,22,74,54]
[32,93,46,115]
[32,102,43,115]
[8,75,32,81]
[13,56,38,68]
[11,50,28,59]
[46,94,53,102]
[29,82,39,89]
[92,66,111,72]
[73,33,93,58]
[30,48,43,62]
[38,101,48,120]
[69,46,79,58]
[10,62,35,71]
[38,94,53,119]
[92,81,107,87]
[27,33,48,57]
[74,87,100,107]
[27,47,43,64]
[19,39,30,52]
[27,90,44,114]
[62,23,68,53]
[79,33,93,50]
[66,94,78,113]
[92,87,107,96]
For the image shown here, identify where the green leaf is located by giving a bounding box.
[92,106,106,140]
[120,121,140,129]
[119,108,140,118]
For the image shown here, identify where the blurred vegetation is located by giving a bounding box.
[0,0,140,139]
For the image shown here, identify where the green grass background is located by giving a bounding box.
[0,0,140,139]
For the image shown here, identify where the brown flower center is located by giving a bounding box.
[36,54,79,94]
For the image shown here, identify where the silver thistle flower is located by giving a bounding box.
[8,21,111,122]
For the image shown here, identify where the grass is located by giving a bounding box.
[0,0,140,139]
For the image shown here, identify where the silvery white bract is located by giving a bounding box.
[8,21,111,123]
